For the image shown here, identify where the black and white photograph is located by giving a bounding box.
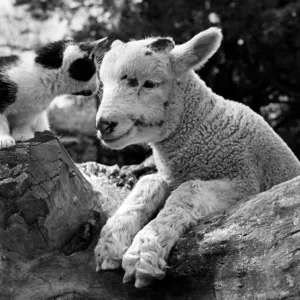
[0,0,299,299]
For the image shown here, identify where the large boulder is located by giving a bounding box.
[0,131,299,299]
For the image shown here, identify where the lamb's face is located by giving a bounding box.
[96,27,223,150]
[35,38,108,96]
[96,38,176,149]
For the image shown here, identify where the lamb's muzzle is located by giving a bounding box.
[96,112,136,149]
[96,117,118,137]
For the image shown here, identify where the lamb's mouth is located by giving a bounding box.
[72,90,93,96]
[102,127,133,144]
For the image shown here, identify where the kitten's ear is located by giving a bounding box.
[79,37,109,55]
[90,37,110,54]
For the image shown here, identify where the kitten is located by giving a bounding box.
[0,37,108,149]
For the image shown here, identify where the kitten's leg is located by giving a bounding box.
[11,122,34,142]
[31,110,50,133]
[0,114,15,149]
[12,111,50,142]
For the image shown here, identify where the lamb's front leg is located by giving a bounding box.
[94,174,169,271]
[122,178,251,288]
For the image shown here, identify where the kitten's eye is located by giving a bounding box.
[143,80,157,88]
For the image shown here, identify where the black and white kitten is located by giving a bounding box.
[0,37,108,149]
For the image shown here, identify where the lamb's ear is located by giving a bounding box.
[170,27,222,74]
[147,37,175,52]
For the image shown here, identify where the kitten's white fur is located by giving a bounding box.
[0,42,103,149]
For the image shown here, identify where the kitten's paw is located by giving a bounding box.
[122,234,167,288]
[94,225,129,272]
[0,135,16,149]
[12,129,34,142]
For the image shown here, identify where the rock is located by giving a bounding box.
[0,131,299,299]
[169,177,300,299]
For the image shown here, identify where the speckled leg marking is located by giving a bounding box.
[122,179,237,288]
[0,114,15,149]
[95,174,169,272]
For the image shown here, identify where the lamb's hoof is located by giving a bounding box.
[96,256,121,272]
[122,237,167,288]
[0,135,15,149]
[94,239,123,272]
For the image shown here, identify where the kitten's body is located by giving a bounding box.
[0,38,107,148]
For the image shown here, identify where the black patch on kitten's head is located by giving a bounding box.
[35,40,71,69]
[68,57,96,82]
[147,38,175,52]
[0,55,19,112]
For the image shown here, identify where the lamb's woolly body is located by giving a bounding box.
[153,72,300,191]
[94,28,300,288]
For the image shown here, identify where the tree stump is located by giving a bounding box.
[0,131,299,299]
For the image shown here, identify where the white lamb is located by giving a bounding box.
[94,27,300,288]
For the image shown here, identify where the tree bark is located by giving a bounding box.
[0,131,299,299]
[169,176,300,299]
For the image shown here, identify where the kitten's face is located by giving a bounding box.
[35,38,108,96]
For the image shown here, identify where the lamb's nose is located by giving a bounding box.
[96,118,118,135]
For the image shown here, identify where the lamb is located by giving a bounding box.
[94,27,300,288]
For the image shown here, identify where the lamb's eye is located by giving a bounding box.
[143,80,157,88]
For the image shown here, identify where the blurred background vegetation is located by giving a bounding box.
[1,0,300,164]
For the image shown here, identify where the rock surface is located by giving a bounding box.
[169,177,300,299]
[0,131,299,299]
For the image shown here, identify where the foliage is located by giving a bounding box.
[57,0,300,129]
[2,0,300,158]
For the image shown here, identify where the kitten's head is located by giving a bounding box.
[35,38,109,96]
